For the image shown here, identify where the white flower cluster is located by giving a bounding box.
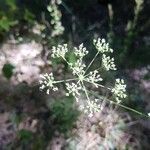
[112,79,127,103]
[70,59,86,76]
[69,44,89,77]
[93,38,116,71]
[74,44,88,58]
[39,73,58,94]
[93,38,113,53]
[102,54,116,71]
[135,0,144,15]
[51,44,68,58]
[79,99,100,117]
[39,38,128,117]
[47,0,64,37]
[86,70,103,87]
[66,83,81,101]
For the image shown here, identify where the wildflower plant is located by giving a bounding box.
[39,38,149,118]
[47,0,64,37]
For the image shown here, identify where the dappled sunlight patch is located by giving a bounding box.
[0,40,45,84]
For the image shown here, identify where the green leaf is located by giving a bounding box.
[0,17,18,31]
[24,9,35,24]
[67,52,76,64]
[6,0,17,10]
[2,63,15,79]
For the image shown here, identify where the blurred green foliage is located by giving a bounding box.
[8,97,79,149]
[18,129,33,141]
[0,0,35,37]
[50,97,79,134]
[0,0,18,33]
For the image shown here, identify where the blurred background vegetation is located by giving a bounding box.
[0,0,149,149]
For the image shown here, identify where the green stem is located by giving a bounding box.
[61,56,70,65]
[61,2,73,14]
[81,81,90,103]
[84,79,111,91]
[88,90,149,118]
[84,51,99,74]
[54,78,78,84]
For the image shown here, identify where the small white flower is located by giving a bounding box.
[148,113,150,117]
[112,79,127,103]
[84,99,100,117]
[102,54,116,71]
[39,73,58,94]
[74,43,88,58]
[70,59,86,76]
[51,44,68,58]
[86,70,103,87]
[66,83,81,101]
[93,38,113,53]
